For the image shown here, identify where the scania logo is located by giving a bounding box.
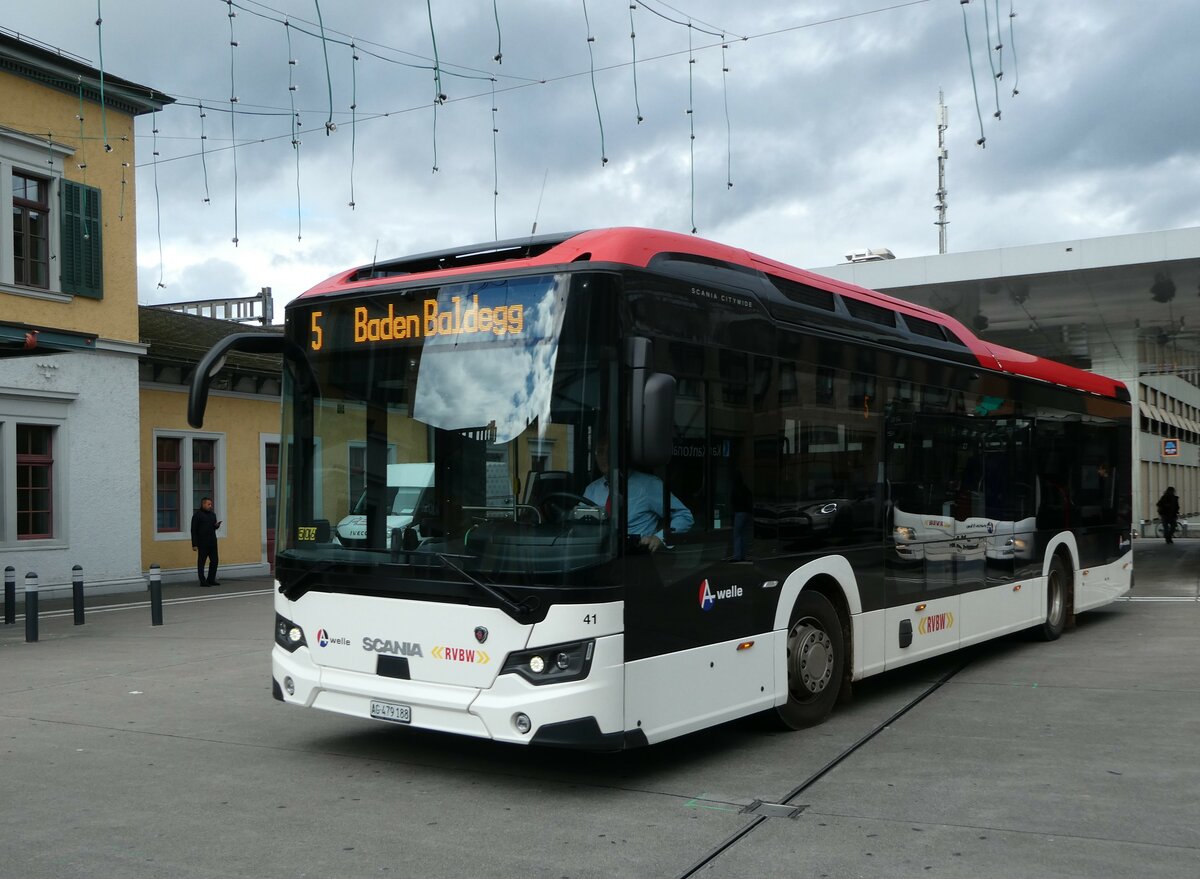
[474,626,489,644]
[362,637,424,657]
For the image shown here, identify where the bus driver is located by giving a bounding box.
[583,435,693,552]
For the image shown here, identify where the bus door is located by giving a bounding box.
[884,409,963,668]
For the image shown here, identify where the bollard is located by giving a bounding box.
[149,563,163,626]
[25,572,38,643]
[72,564,85,626]
[4,566,14,625]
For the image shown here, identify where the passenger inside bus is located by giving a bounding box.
[583,435,693,552]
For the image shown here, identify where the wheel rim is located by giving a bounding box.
[1047,568,1065,628]
[787,616,834,701]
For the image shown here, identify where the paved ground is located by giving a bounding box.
[1,540,1196,878]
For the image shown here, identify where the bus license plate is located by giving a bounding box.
[369,700,412,724]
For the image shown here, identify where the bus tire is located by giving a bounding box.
[1037,554,1069,641]
[775,590,845,730]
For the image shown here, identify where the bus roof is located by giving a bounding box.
[294,227,1128,402]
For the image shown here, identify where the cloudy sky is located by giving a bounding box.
[7,0,1199,313]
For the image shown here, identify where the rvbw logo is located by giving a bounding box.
[698,579,743,611]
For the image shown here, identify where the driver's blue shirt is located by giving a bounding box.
[584,471,694,541]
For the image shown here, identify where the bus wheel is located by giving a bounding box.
[1038,555,1069,641]
[776,591,844,729]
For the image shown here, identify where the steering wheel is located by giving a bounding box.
[541,492,602,523]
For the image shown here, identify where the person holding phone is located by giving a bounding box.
[191,497,223,585]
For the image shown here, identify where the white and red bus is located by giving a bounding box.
[189,228,1133,749]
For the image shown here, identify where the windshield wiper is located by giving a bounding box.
[432,551,540,619]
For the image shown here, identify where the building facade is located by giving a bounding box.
[1,31,170,598]
[816,228,1200,533]
[138,307,282,582]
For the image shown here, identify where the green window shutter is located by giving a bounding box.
[60,180,103,299]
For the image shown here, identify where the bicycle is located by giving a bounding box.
[1154,519,1189,539]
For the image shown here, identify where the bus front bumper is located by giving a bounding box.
[271,634,626,747]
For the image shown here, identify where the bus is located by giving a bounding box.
[188,227,1133,749]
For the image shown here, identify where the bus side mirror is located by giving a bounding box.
[636,372,676,468]
[627,338,675,469]
[188,332,315,427]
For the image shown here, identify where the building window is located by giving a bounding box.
[16,424,54,539]
[193,439,216,504]
[157,437,182,532]
[155,433,222,536]
[12,170,50,289]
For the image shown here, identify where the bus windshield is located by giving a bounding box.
[277,272,619,589]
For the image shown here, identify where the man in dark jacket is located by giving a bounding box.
[1157,486,1180,544]
[191,497,222,585]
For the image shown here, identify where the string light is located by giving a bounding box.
[721,38,732,189]
[74,78,92,244]
[581,0,607,166]
[13,0,1013,270]
[349,42,358,209]
[119,161,129,220]
[1008,1,1020,96]
[491,77,500,239]
[226,0,241,245]
[313,0,336,134]
[95,1,111,151]
[152,109,165,287]
[198,102,211,203]
[629,3,644,123]
[285,19,302,240]
[959,1,987,147]
[991,0,1004,84]
[492,0,503,63]
[980,0,1001,119]
[687,21,696,234]
[427,0,445,172]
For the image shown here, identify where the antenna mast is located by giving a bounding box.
[935,91,949,254]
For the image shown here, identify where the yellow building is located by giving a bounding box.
[138,307,282,581]
[1,31,170,598]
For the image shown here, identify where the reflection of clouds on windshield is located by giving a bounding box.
[413,276,567,443]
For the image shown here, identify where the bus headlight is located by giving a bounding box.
[275,613,307,652]
[501,640,595,685]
